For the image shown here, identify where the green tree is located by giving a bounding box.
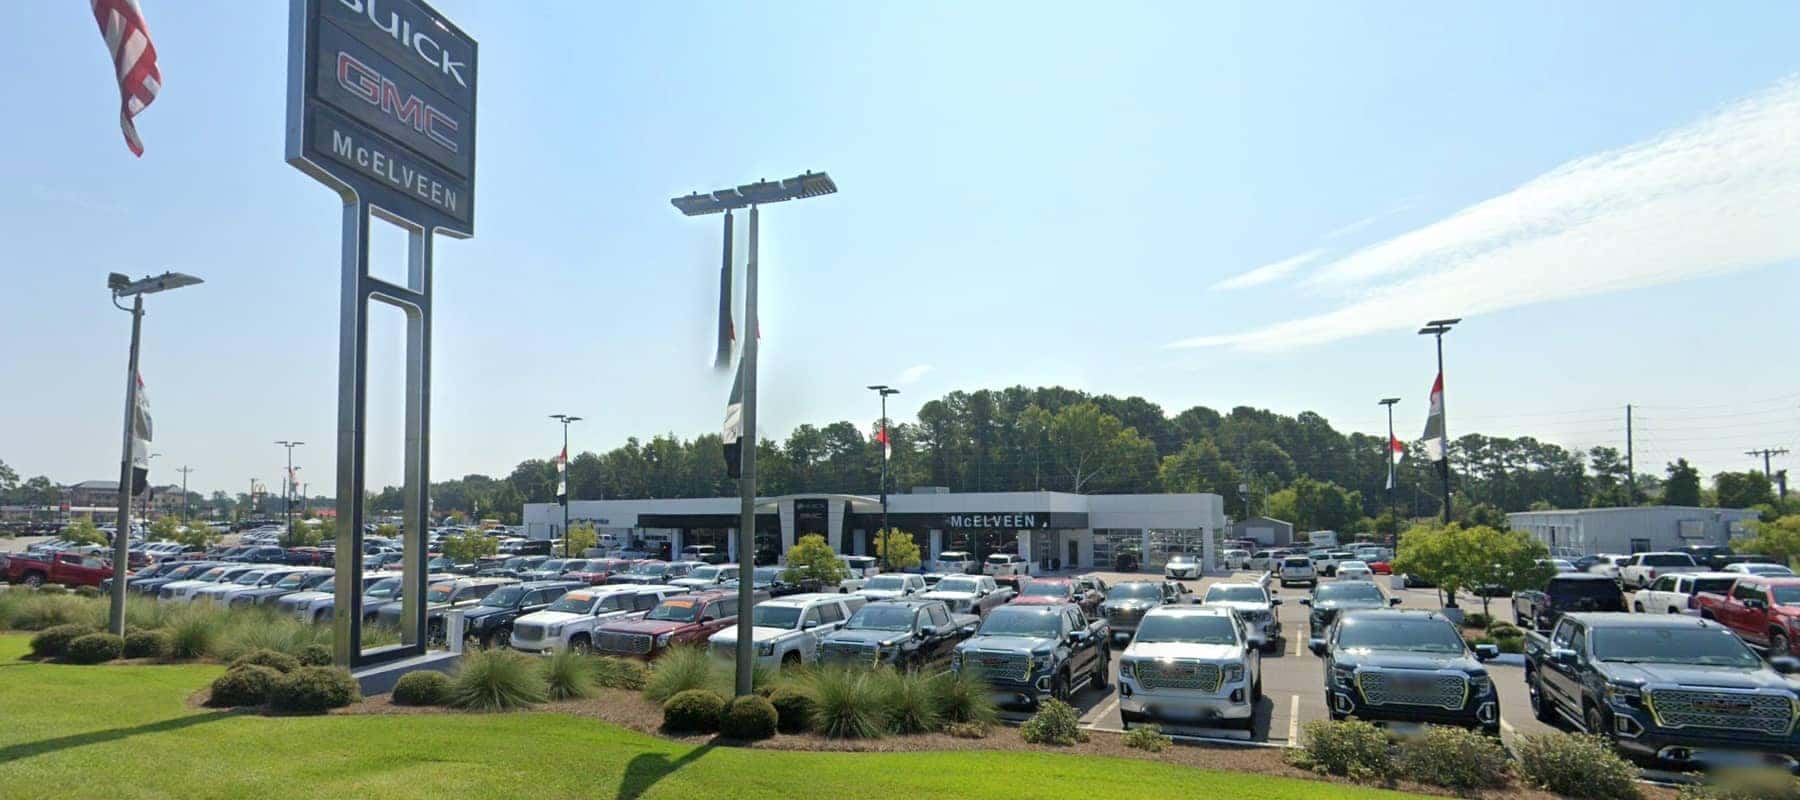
[1047,402,1156,493]
[172,519,220,550]
[148,515,182,541]
[443,531,498,563]
[1662,459,1701,506]
[1586,446,1631,507]
[63,518,107,547]
[375,523,400,540]
[1290,476,1363,532]
[780,534,847,586]
[872,528,921,570]
[1393,523,1460,606]
[1456,501,1509,530]
[1739,515,1800,568]
[566,522,598,555]
[1263,488,1299,527]
[283,521,325,547]
[0,459,18,499]
[1159,440,1245,516]
[1714,470,1775,509]
[1455,526,1554,618]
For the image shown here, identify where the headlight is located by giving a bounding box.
[1470,673,1492,695]
[1331,665,1355,689]
[757,641,775,657]
[655,633,672,647]
[1224,664,1245,683]
[1031,654,1055,673]
[547,624,565,637]
[950,651,963,671]
[1119,660,1135,680]
[1604,681,1641,707]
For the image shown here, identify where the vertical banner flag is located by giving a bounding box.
[876,421,891,461]
[723,362,745,478]
[1420,372,1447,476]
[1386,435,1404,490]
[89,0,162,156]
[129,373,152,495]
[714,210,735,371]
[555,446,568,506]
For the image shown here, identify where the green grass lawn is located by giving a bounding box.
[0,635,1427,800]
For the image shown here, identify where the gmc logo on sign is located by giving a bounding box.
[336,51,459,152]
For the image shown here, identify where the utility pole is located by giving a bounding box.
[177,465,194,520]
[1745,448,1789,502]
[1625,404,1635,505]
[275,441,303,544]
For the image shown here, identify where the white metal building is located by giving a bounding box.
[523,490,1227,573]
[1506,506,1761,555]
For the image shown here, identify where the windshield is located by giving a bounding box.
[546,593,599,614]
[273,572,311,590]
[985,555,1011,564]
[977,608,1062,638]
[1314,584,1386,604]
[1205,585,1267,603]
[754,567,781,583]
[1548,580,1623,603]
[1770,586,1799,604]
[866,576,908,591]
[939,552,970,561]
[1135,613,1238,645]
[537,560,568,573]
[645,598,701,623]
[1338,619,1466,653]
[1021,581,1070,598]
[1592,626,1762,667]
[936,578,981,594]
[1108,583,1160,601]
[1284,557,1311,567]
[630,563,669,576]
[425,584,455,603]
[846,605,916,632]
[165,565,203,580]
[367,578,402,599]
[689,566,721,581]
[482,586,527,607]
[753,605,804,629]
[1339,561,1368,570]
[197,568,229,581]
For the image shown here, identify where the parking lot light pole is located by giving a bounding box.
[867,385,899,570]
[276,441,304,544]
[549,414,582,557]
[673,171,838,698]
[1417,319,1459,524]
[1378,398,1400,527]
[107,270,202,635]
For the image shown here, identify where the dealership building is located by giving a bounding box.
[523,490,1227,573]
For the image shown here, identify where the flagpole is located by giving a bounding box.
[1379,397,1400,535]
[109,294,144,636]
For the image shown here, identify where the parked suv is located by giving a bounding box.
[1619,552,1703,590]
[461,580,585,648]
[921,574,1014,617]
[509,585,683,653]
[230,567,333,607]
[373,576,513,638]
[1277,555,1317,588]
[707,593,866,669]
[934,551,977,574]
[952,603,1109,708]
[1099,580,1188,643]
[1511,573,1626,631]
[1201,582,1283,652]
[1301,581,1400,645]
[857,573,927,600]
[594,589,742,659]
[1634,572,1740,615]
[983,553,1028,577]
[1119,606,1259,730]
[1317,609,1501,734]
[1525,613,1799,770]
[819,598,978,670]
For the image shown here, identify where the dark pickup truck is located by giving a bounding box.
[1524,613,1800,772]
[1315,609,1501,734]
[1511,574,1626,632]
[951,603,1109,708]
[818,598,979,671]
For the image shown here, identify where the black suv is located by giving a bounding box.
[1300,582,1401,645]
[461,580,585,648]
[952,603,1110,708]
[1315,609,1502,734]
[1511,573,1625,631]
[1525,613,1799,771]
[817,599,979,670]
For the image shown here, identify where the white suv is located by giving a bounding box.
[934,551,977,574]
[1618,552,1702,589]
[857,573,927,600]
[509,585,684,653]
[707,593,866,669]
[983,553,1028,577]
[1276,556,1317,588]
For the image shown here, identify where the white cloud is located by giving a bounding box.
[898,364,933,384]
[1210,248,1326,291]
[1170,78,1800,352]
[1323,202,1413,240]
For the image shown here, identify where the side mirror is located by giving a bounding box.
[1551,647,1578,667]
[1474,644,1499,661]
[1389,597,1403,606]
[802,619,820,629]
[1067,631,1084,645]
[1308,639,1327,656]
[1770,656,1799,675]
[1271,598,1283,606]
[1298,598,1312,607]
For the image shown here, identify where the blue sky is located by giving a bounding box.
[3,1,1798,497]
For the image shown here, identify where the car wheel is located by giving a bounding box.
[1092,650,1110,691]
[1052,670,1071,703]
[1773,631,1791,657]
[1584,702,1610,738]
[1528,671,1558,725]
[1632,602,1643,613]
[22,573,44,588]
[570,635,592,655]
[782,651,802,669]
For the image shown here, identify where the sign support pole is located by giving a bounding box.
[733,205,759,698]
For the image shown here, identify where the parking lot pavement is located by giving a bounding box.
[0,536,53,554]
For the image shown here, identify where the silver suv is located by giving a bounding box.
[1201,582,1283,652]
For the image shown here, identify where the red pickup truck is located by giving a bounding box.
[1694,576,1800,657]
[1,551,116,588]
[592,589,742,659]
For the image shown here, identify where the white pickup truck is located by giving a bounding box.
[508,585,683,653]
[1618,552,1704,590]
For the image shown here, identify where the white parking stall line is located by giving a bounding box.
[1286,694,1299,745]
[1085,693,1120,725]
[1290,632,1304,657]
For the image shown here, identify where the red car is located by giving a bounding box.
[1695,576,1800,656]
[592,589,742,659]
[564,558,636,585]
[1369,561,1393,575]
[1,551,114,588]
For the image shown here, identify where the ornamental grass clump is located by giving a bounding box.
[448,649,546,711]
[540,648,595,700]
[643,646,715,704]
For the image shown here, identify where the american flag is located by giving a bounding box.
[89,0,162,156]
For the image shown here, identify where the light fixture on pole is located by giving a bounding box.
[549,414,582,557]
[107,270,202,636]
[673,170,838,699]
[1417,319,1459,524]
[867,384,899,570]
[275,441,304,544]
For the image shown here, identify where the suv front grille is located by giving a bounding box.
[1356,670,1467,709]
[1136,660,1222,692]
[596,632,652,655]
[964,651,1029,683]
[512,622,545,642]
[1647,688,1796,736]
[819,641,878,665]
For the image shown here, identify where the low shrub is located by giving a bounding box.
[268,666,361,713]
[1486,621,1523,639]
[541,648,594,701]
[1515,732,1640,800]
[644,646,715,704]
[662,688,726,734]
[1122,724,1172,752]
[230,649,301,674]
[30,624,97,658]
[296,644,334,667]
[1396,725,1510,791]
[1019,699,1086,746]
[123,629,171,659]
[391,670,451,706]
[945,721,990,739]
[1286,720,1394,782]
[720,695,779,741]
[932,670,999,726]
[65,632,126,664]
[38,583,69,596]
[1462,612,1492,629]
[448,649,546,711]
[808,667,886,739]
[3,593,90,630]
[208,664,281,707]
[878,669,943,734]
[1675,769,1800,800]
[592,656,649,691]
[768,686,815,734]
[74,585,102,599]
[1494,636,1524,654]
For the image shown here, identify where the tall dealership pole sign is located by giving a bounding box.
[286,0,477,668]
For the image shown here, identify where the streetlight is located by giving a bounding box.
[1417,318,1459,525]
[549,414,582,557]
[1378,398,1400,539]
[867,385,899,570]
[107,270,202,636]
[672,170,838,699]
[275,441,304,544]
